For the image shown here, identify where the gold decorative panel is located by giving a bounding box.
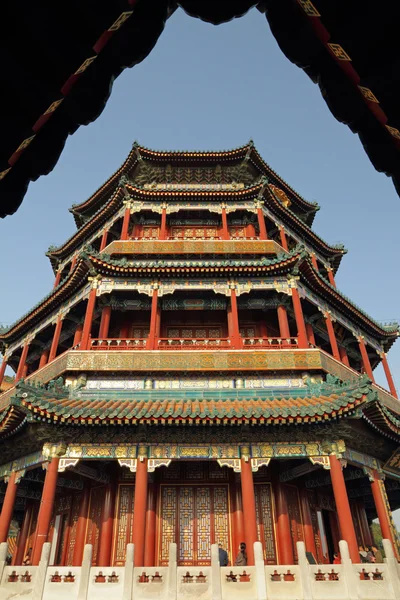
[102,239,280,256]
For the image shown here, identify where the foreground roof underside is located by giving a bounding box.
[1,0,400,217]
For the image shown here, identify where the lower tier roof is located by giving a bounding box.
[2,376,399,446]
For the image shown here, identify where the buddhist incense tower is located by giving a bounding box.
[0,141,400,570]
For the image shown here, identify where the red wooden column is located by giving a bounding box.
[72,485,91,566]
[306,323,316,346]
[13,501,33,565]
[239,449,258,566]
[327,268,336,288]
[370,471,398,557]
[73,323,84,347]
[299,488,317,559]
[15,342,30,383]
[277,304,291,344]
[53,268,62,289]
[256,205,268,240]
[144,483,157,566]
[324,313,341,361]
[358,337,375,381]
[80,284,98,350]
[98,483,115,566]
[329,454,359,563]
[99,306,112,339]
[32,457,60,565]
[228,287,242,349]
[38,349,49,370]
[120,202,131,240]
[221,206,230,240]
[310,254,319,271]
[291,287,308,349]
[0,472,19,542]
[159,205,167,240]
[275,482,294,564]
[380,352,398,398]
[133,447,149,566]
[100,229,109,251]
[0,357,7,387]
[279,226,289,251]
[147,287,159,350]
[69,256,77,273]
[339,346,350,367]
[49,316,63,362]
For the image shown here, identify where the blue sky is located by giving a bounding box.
[1,7,400,521]
[2,7,399,385]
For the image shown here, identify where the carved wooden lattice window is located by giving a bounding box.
[128,326,149,339]
[255,483,278,564]
[239,326,256,338]
[284,484,305,563]
[170,226,219,239]
[229,226,247,239]
[166,327,222,339]
[85,486,105,565]
[66,493,82,565]
[140,226,160,239]
[113,484,135,565]
[159,485,230,566]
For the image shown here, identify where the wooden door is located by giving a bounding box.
[255,483,278,564]
[284,484,305,562]
[112,484,135,566]
[158,485,230,566]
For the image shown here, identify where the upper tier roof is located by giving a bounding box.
[70,141,319,227]
[46,154,345,272]
[1,1,400,217]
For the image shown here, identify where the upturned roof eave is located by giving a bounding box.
[263,186,346,268]
[46,187,125,270]
[0,262,89,346]
[69,147,140,225]
[249,144,320,218]
[299,261,400,345]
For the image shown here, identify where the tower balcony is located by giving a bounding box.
[89,336,299,350]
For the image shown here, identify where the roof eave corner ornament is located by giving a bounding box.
[132,140,142,159]
[245,140,254,160]
[256,176,269,204]
[118,174,130,191]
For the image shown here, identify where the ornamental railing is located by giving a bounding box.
[243,337,298,348]
[90,338,148,350]
[157,337,231,349]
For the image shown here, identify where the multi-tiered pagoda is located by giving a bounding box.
[0,142,400,570]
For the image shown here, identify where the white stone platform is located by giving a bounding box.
[1,538,399,600]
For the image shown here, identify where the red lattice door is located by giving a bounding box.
[158,485,230,566]
[112,484,135,565]
[284,484,305,562]
[85,486,105,565]
[255,484,278,564]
